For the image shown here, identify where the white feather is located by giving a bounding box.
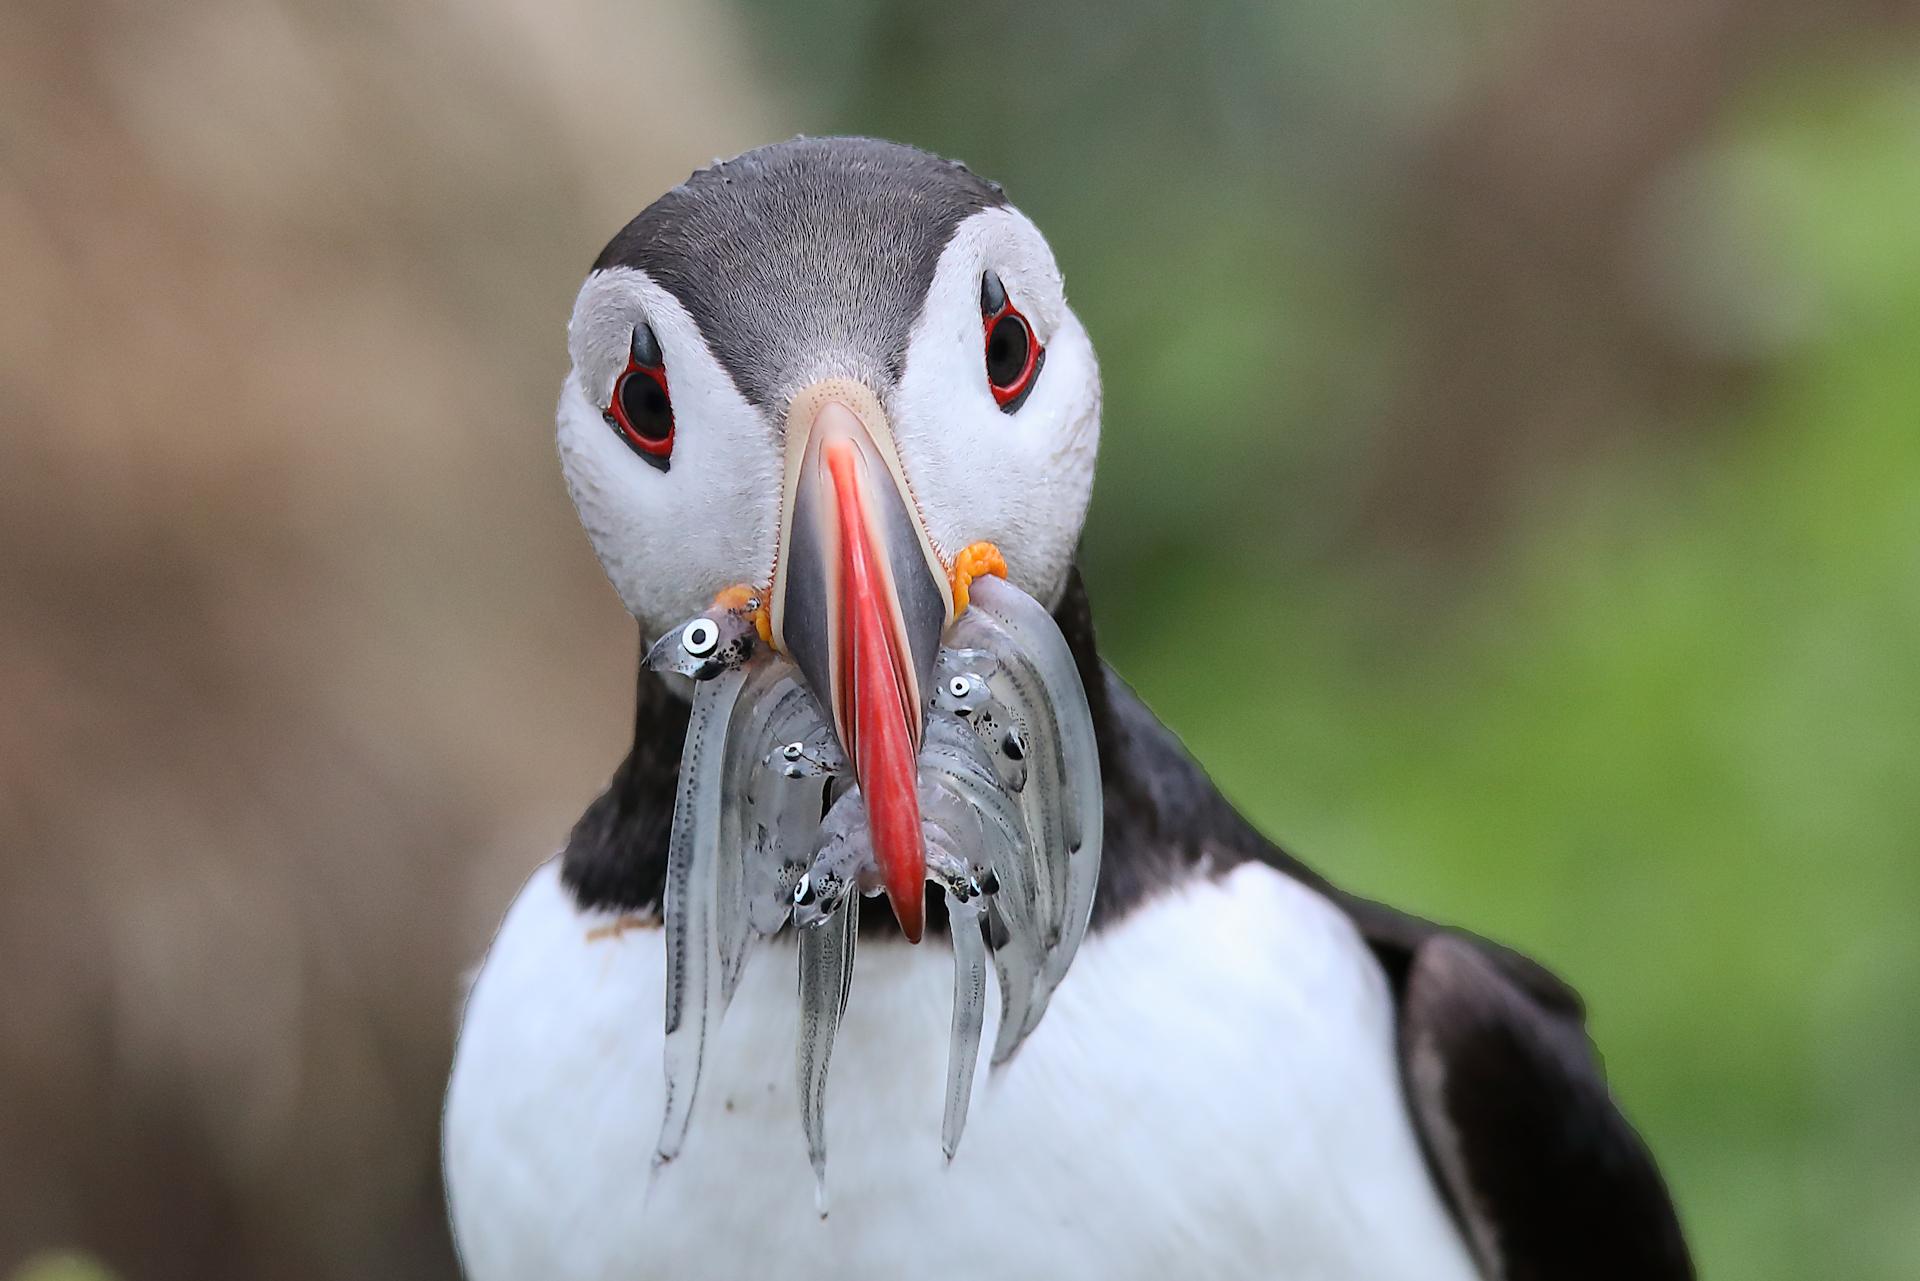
[444,860,1479,1280]
[559,269,783,635]
[890,207,1100,609]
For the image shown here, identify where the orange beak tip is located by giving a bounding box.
[890,890,926,945]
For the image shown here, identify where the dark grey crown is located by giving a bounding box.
[594,137,1007,411]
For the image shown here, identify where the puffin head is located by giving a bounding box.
[559,136,1101,938]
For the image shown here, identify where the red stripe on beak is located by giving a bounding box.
[822,440,928,942]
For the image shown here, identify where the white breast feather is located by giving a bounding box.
[444,860,1480,1281]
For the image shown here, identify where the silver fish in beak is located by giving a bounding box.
[643,551,1100,1210]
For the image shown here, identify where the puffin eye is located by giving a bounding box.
[980,270,1043,414]
[682,617,719,656]
[605,322,674,470]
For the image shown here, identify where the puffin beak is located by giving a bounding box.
[771,380,953,942]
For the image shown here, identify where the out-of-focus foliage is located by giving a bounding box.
[8,1254,120,1281]
[2,0,1915,1278]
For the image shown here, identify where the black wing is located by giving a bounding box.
[1393,932,1693,1280]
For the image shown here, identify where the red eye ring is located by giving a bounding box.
[982,274,1044,413]
[605,324,674,469]
[609,366,673,456]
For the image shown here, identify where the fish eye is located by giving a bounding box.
[782,742,804,761]
[794,874,815,906]
[1002,731,1026,761]
[948,676,971,699]
[682,618,720,656]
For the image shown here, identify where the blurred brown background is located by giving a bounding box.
[4,0,1918,1278]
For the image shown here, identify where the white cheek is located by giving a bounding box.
[558,271,783,637]
[891,210,1101,608]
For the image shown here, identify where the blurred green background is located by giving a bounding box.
[3,0,1916,1278]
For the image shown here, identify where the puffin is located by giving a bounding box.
[442,136,1692,1281]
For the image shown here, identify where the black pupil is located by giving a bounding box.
[986,314,1028,388]
[619,372,672,441]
